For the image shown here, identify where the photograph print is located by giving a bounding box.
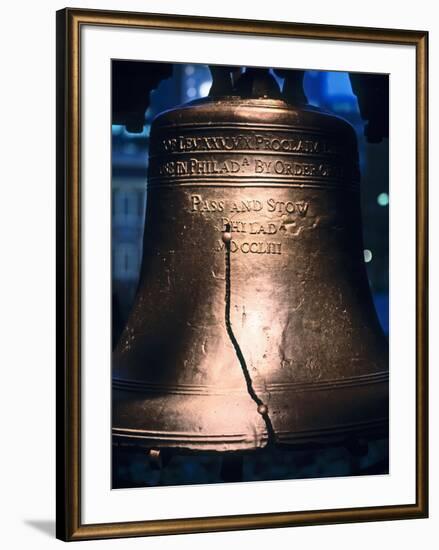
[111,60,389,489]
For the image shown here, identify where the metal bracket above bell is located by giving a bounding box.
[208,65,242,97]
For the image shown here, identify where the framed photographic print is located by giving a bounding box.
[56,7,428,541]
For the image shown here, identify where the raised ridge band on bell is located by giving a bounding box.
[113,418,388,450]
[113,370,388,396]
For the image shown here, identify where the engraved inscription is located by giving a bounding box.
[159,158,242,177]
[190,195,309,217]
[154,156,342,179]
[215,240,282,256]
[158,134,340,155]
[189,194,311,256]
[254,159,340,178]
[266,199,309,215]
[191,194,225,212]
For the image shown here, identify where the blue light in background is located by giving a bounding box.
[325,72,354,96]
[377,192,389,206]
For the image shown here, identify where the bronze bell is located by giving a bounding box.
[112,68,388,453]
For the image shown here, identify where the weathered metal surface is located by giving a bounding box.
[112,90,388,452]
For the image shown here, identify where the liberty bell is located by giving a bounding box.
[112,67,388,454]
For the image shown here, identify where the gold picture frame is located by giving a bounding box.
[56,7,428,541]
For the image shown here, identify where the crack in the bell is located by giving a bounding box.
[222,225,276,447]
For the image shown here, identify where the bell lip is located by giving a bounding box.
[112,369,389,453]
[112,417,389,453]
